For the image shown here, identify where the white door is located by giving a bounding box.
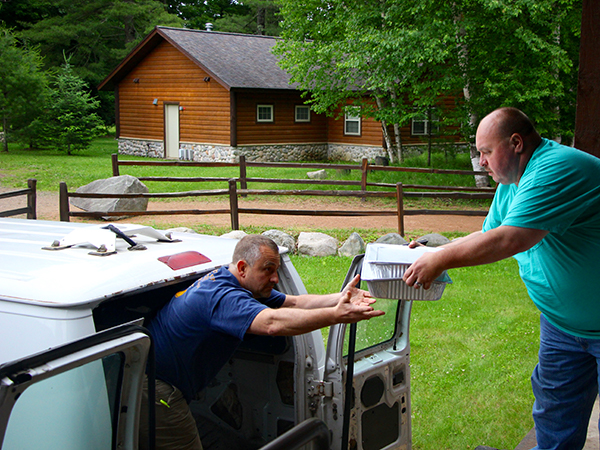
[164,103,180,159]
[321,255,413,450]
[0,323,151,450]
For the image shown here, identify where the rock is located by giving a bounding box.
[220,230,248,240]
[418,233,450,247]
[306,169,327,180]
[71,175,149,219]
[262,229,296,253]
[166,227,197,234]
[297,232,338,257]
[375,233,408,245]
[374,156,389,166]
[338,232,365,257]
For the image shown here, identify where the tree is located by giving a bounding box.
[275,0,456,163]
[0,28,48,152]
[9,0,183,125]
[275,0,581,168]
[42,59,105,155]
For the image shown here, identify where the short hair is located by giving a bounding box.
[493,107,537,139]
[232,235,279,267]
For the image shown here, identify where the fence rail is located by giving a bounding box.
[60,166,491,235]
[0,179,37,219]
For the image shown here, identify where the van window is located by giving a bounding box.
[3,354,123,450]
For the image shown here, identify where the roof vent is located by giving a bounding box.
[205,23,213,32]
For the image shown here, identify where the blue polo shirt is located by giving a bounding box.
[483,138,600,338]
[148,266,286,401]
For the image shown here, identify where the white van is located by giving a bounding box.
[0,218,413,450]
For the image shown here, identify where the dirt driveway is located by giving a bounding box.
[1,188,485,235]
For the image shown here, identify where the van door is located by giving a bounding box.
[321,255,412,450]
[0,324,151,450]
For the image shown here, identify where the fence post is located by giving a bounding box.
[360,158,368,196]
[27,178,37,220]
[239,154,247,198]
[111,153,120,177]
[228,178,239,230]
[396,182,404,237]
[59,182,70,222]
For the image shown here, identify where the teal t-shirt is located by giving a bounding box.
[483,138,600,338]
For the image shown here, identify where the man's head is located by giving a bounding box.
[230,235,280,298]
[476,107,542,185]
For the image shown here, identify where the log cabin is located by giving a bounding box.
[98,26,462,162]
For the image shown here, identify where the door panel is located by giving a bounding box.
[0,324,150,450]
[164,103,180,159]
[323,255,412,450]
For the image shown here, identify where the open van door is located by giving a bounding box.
[321,255,412,450]
[0,324,151,450]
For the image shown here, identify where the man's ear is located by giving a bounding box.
[511,133,525,153]
[236,259,248,277]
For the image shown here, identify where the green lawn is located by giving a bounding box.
[1,136,535,450]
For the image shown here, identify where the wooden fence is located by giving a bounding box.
[0,179,37,219]
[59,156,494,236]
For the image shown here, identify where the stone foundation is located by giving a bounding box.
[117,137,468,163]
[118,138,378,162]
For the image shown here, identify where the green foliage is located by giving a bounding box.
[275,0,581,152]
[39,60,105,155]
[0,27,49,152]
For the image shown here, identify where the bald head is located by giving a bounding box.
[476,108,542,185]
[478,107,541,149]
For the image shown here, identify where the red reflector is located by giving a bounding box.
[158,251,211,270]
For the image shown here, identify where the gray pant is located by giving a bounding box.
[139,377,203,450]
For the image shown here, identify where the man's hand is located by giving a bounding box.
[334,285,385,323]
[341,274,376,307]
[402,251,445,290]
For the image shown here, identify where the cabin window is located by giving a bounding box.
[257,104,274,123]
[412,110,439,136]
[344,107,361,136]
[295,105,310,123]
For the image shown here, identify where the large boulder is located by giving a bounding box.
[418,233,451,247]
[71,175,149,218]
[220,230,248,240]
[338,232,365,257]
[262,229,296,253]
[297,232,338,257]
[375,233,407,245]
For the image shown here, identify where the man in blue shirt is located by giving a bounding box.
[140,234,384,450]
[403,107,600,449]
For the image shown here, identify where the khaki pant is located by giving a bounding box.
[139,377,203,450]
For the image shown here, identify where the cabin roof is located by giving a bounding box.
[98,26,295,92]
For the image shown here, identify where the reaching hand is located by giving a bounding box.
[342,274,376,307]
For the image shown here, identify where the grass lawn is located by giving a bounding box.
[1,136,535,450]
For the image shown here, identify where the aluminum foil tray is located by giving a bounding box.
[361,243,452,301]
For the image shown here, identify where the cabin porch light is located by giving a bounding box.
[152,98,158,105]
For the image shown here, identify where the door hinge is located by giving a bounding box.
[307,379,333,398]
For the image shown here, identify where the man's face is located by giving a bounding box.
[240,246,280,298]
[476,119,521,185]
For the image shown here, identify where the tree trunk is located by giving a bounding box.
[390,91,403,162]
[256,8,266,35]
[375,97,396,163]
[454,10,490,187]
[2,115,8,153]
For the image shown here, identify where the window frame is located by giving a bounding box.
[256,104,274,123]
[295,105,311,123]
[411,110,440,136]
[344,107,362,136]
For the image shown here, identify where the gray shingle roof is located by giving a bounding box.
[158,27,294,90]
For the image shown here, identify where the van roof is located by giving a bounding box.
[0,219,238,308]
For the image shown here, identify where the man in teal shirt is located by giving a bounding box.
[403,107,600,449]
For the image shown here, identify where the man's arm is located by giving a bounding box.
[403,225,548,289]
[282,274,374,309]
[248,275,384,336]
